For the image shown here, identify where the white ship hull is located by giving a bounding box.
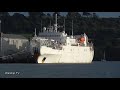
[37,46,94,63]
[31,14,94,63]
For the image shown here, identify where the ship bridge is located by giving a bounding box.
[38,30,67,44]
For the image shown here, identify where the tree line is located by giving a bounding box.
[1,12,120,42]
[1,12,120,60]
[1,12,120,38]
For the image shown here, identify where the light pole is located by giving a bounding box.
[0,20,2,56]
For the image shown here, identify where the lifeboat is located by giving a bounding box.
[79,37,85,43]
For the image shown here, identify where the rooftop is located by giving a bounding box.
[0,33,27,39]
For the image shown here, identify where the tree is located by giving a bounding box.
[28,12,46,33]
[0,12,10,33]
[47,13,51,17]
[53,12,61,17]
[0,12,10,19]
[11,13,24,33]
[82,12,92,17]
[93,13,99,19]
[67,12,81,19]
[65,12,82,35]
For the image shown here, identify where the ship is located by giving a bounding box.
[30,14,94,63]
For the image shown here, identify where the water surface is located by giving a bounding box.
[0,61,120,78]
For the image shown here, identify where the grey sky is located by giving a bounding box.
[9,12,120,18]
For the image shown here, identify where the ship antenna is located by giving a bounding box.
[34,28,37,37]
[50,19,51,26]
[41,20,42,32]
[71,20,73,38]
[64,18,65,32]
[55,14,57,32]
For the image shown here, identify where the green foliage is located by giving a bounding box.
[1,12,120,45]
[1,12,120,60]
[1,12,120,39]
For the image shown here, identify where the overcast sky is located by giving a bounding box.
[9,12,120,18]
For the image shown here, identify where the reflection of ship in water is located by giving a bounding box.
[30,14,94,63]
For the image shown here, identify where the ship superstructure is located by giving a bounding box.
[30,14,94,63]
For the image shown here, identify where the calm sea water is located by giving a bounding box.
[0,61,120,78]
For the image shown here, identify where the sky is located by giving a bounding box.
[9,12,120,18]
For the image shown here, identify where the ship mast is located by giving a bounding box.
[55,14,57,32]
[64,18,65,32]
[34,28,37,37]
[71,20,73,38]
[50,19,51,26]
[41,20,42,32]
